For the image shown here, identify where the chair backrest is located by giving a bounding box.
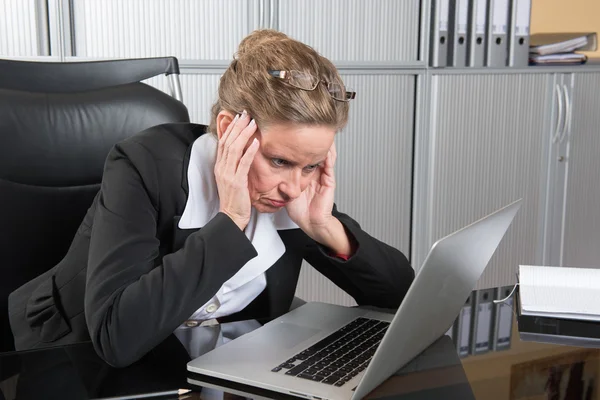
[0,57,190,352]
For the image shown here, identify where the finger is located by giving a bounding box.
[220,113,240,144]
[323,148,335,176]
[237,138,260,177]
[224,110,250,149]
[320,150,335,187]
[217,113,240,164]
[226,119,258,167]
[222,116,255,174]
[329,141,337,165]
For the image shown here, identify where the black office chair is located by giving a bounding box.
[0,57,190,352]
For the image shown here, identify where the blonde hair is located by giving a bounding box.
[209,30,349,134]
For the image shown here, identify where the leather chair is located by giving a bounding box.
[0,57,190,352]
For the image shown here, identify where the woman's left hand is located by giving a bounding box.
[286,143,353,255]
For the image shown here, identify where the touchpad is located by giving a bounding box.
[270,323,321,349]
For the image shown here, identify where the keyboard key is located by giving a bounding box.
[314,362,330,369]
[304,367,321,375]
[322,376,341,385]
[271,366,282,372]
[334,381,347,387]
[295,352,313,360]
[298,373,326,382]
[322,366,338,374]
[285,364,309,376]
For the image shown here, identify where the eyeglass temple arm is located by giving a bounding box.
[268,70,287,79]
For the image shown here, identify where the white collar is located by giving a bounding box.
[178,133,298,291]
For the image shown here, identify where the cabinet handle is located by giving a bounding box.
[552,84,564,144]
[559,83,571,144]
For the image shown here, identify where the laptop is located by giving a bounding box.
[187,199,522,400]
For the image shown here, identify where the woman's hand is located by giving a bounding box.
[286,143,353,255]
[214,111,259,231]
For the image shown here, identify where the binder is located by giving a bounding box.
[456,293,473,357]
[485,0,510,66]
[492,286,513,351]
[508,0,532,66]
[468,0,488,67]
[470,289,494,355]
[430,0,450,67]
[448,0,469,67]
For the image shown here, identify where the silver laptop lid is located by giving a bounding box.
[353,199,522,400]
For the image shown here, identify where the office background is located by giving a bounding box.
[1,0,599,307]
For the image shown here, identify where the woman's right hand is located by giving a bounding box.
[214,110,259,231]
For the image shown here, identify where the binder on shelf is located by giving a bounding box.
[508,0,531,67]
[448,0,469,67]
[468,0,488,67]
[456,293,473,357]
[431,0,451,67]
[470,288,494,355]
[492,286,514,351]
[485,0,510,66]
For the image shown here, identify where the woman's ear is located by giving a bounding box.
[216,110,237,140]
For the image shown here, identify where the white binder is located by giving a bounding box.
[448,0,469,67]
[431,0,451,67]
[508,0,532,67]
[492,286,514,351]
[468,0,488,67]
[470,288,494,355]
[456,293,473,357]
[486,0,510,66]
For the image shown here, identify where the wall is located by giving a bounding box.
[531,0,600,58]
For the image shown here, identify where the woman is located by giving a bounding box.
[9,30,414,367]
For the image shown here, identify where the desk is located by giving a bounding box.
[1,316,599,400]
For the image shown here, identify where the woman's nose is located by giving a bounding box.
[279,171,303,200]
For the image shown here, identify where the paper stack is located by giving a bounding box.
[529,32,597,65]
[516,265,600,347]
[519,265,600,321]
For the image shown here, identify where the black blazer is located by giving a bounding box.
[8,123,414,368]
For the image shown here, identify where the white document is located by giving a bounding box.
[519,265,600,321]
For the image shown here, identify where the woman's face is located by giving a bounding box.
[247,122,336,213]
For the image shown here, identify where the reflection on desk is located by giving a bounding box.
[0,319,472,400]
[3,312,600,400]
[462,297,600,400]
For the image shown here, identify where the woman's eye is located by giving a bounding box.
[272,158,288,167]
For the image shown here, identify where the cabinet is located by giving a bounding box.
[544,72,600,268]
[70,0,262,60]
[414,73,552,289]
[277,0,422,63]
[1,0,45,57]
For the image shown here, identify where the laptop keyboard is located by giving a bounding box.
[271,317,389,387]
